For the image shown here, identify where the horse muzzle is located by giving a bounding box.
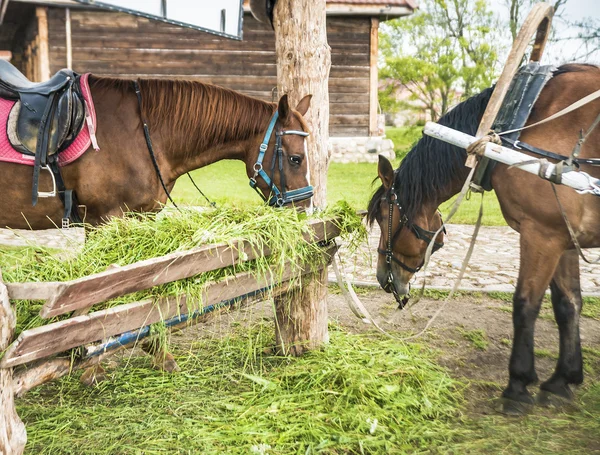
[378,270,410,309]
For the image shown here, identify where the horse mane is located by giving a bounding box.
[89,76,278,156]
[367,86,494,226]
[552,63,599,78]
[367,63,600,227]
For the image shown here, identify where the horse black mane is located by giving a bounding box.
[367,86,494,226]
[366,63,598,227]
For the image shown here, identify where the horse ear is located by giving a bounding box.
[278,94,291,123]
[378,155,394,190]
[295,95,312,116]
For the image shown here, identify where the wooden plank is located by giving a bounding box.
[330,114,370,126]
[38,242,246,318]
[5,219,339,318]
[0,273,27,454]
[6,282,66,301]
[369,17,379,136]
[12,277,301,397]
[65,8,72,69]
[35,7,50,81]
[1,246,335,368]
[13,350,108,398]
[468,2,553,168]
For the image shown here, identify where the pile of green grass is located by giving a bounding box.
[19,323,464,455]
[0,202,365,336]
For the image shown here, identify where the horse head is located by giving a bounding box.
[368,155,445,307]
[248,94,314,209]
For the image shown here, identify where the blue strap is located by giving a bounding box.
[256,111,279,166]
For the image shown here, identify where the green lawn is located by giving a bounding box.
[172,158,506,226]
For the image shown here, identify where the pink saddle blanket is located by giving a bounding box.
[0,72,98,167]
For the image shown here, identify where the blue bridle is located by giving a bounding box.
[249,111,314,207]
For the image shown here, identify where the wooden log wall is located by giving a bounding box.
[45,8,371,137]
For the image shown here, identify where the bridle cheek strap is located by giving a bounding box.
[379,190,446,276]
[249,111,313,207]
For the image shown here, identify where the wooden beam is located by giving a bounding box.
[13,351,106,398]
[369,17,379,136]
[467,2,553,168]
[6,282,67,301]
[9,218,338,319]
[0,272,27,455]
[0,246,335,369]
[65,8,72,69]
[12,280,295,397]
[36,7,51,81]
[0,0,9,25]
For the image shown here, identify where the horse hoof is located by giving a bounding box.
[80,365,107,386]
[495,397,534,416]
[536,389,575,409]
[152,353,180,372]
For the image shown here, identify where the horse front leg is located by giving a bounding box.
[538,249,583,404]
[501,227,564,414]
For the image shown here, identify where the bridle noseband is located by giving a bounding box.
[377,183,445,306]
[249,111,314,207]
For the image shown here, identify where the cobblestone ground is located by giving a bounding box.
[336,224,600,296]
[0,224,598,295]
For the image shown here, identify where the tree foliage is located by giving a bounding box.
[379,0,499,121]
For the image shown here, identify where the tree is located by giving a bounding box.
[504,0,599,61]
[379,0,500,121]
[504,0,567,41]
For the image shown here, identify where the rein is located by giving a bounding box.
[134,81,179,209]
[249,111,314,207]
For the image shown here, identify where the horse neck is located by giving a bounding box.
[138,80,275,181]
[436,166,472,205]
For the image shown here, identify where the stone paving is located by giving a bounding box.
[0,224,598,296]
[335,224,600,296]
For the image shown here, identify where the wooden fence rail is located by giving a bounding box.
[0,215,342,455]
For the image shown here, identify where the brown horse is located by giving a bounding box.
[1,75,314,230]
[367,64,600,413]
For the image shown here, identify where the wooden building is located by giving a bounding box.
[0,0,415,137]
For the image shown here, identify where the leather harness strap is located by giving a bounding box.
[249,111,313,207]
[377,182,445,308]
[134,80,179,210]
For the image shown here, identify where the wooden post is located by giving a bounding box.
[65,8,73,70]
[0,0,9,25]
[369,17,380,136]
[36,7,50,81]
[272,0,331,355]
[0,271,27,455]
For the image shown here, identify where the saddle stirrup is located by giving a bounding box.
[37,165,57,199]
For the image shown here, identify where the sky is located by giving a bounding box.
[489,0,600,64]
[89,0,243,38]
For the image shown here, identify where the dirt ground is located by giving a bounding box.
[173,286,600,416]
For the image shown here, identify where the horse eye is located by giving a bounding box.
[289,155,302,165]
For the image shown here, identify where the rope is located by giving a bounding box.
[551,183,600,265]
[466,131,502,158]
[335,168,485,341]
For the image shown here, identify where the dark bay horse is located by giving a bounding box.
[367,64,600,413]
[1,75,314,229]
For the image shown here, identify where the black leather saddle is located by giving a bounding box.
[0,60,85,206]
